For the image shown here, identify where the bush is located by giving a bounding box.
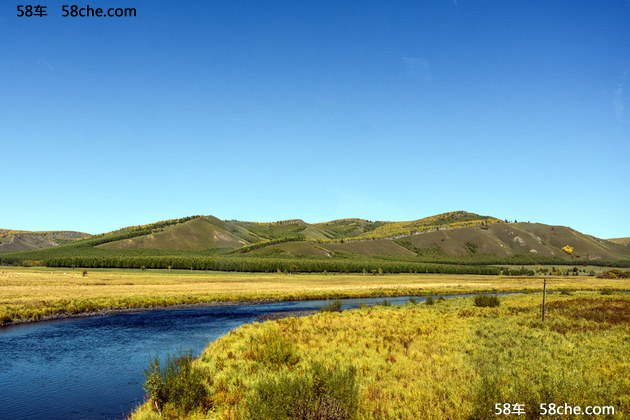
[425,296,435,305]
[321,299,342,313]
[600,289,613,295]
[247,361,359,420]
[143,349,210,417]
[380,298,391,306]
[474,295,500,308]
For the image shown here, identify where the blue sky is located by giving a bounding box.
[1,1,629,238]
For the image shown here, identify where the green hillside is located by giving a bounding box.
[99,217,249,250]
[320,239,416,257]
[246,242,331,257]
[2,212,629,271]
[608,237,630,246]
[228,219,333,241]
[335,211,500,241]
[0,230,91,253]
[315,219,387,238]
[394,223,630,262]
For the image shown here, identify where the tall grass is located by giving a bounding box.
[131,292,630,419]
[247,361,359,419]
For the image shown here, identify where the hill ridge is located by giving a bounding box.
[2,212,629,267]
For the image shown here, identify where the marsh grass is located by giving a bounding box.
[247,361,359,420]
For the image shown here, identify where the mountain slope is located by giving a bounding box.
[345,211,500,240]
[99,217,249,250]
[2,213,629,267]
[227,219,333,241]
[393,222,630,261]
[608,237,630,246]
[315,219,387,238]
[0,230,91,253]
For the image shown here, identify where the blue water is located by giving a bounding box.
[0,295,473,419]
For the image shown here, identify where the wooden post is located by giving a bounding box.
[542,278,547,322]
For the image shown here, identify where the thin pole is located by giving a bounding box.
[542,278,547,322]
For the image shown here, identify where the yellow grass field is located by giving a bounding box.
[0,265,628,325]
[131,292,630,419]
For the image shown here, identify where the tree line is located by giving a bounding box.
[42,255,502,275]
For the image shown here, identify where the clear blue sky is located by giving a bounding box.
[1,1,629,238]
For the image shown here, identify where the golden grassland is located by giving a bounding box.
[0,265,628,325]
[132,292,630,419]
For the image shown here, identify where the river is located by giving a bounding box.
[0,295,475,419]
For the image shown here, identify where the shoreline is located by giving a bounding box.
[4,287,628,328]
[1,298,287,328]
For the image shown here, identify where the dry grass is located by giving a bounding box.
[132,292,630,419]
[0,265,628,324]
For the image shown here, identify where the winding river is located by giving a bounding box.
[0,295,475,419]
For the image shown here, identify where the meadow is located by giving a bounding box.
[0,265,627,326]
[131,292,630,419]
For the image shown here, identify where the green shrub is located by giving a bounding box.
[247,361,359,420]
[408,297,418,305]
[425,296,435,306]
[321,299,342,312]
[143,349,210,417]
[380,298,391,306]
[600,289,613,295]
[473,295,500,308]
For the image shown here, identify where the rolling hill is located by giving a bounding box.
[0,230,91,253]
[608,237,630,246]
[390,222,630,261]
[98,217,249,251]
[1,212,629,270]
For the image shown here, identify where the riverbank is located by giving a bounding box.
[2,266,628,326]
[0,299,290,327]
